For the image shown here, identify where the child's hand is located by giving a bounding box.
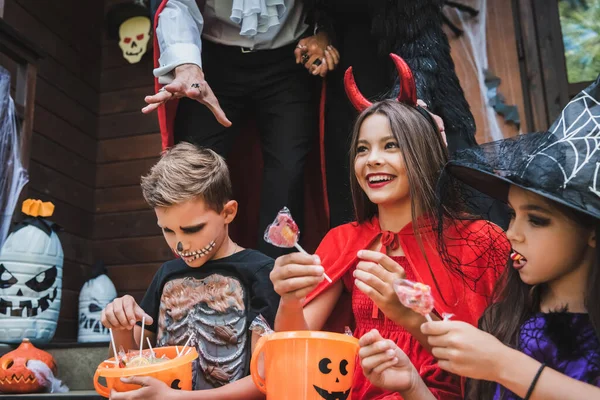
[422,320,506,382]
[101,295,153,331]
[359,329,420,394]
[354,250,415,325]
[109,376,174,400]
[270,253,325,304]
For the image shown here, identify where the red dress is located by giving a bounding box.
[305,216,510,399]
[344,256,460,400]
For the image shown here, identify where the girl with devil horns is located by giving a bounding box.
[359,77,600,399]
[270,55,509,399]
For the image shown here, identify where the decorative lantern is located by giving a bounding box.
[106,0,152,64]
[0,338,57,394]
[0,199,63,344]
[78,261,117,343]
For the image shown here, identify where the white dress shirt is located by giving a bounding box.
[154,0,308,83]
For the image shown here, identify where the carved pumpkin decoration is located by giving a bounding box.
[0,338,56,393]
[313,356,352,400]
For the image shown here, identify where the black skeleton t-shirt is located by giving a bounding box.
[139,249,279,390]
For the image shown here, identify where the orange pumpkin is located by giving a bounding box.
[0,338,56,393]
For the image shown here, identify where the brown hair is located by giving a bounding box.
[349,100,448,227]
[140,142,232,212]
[468,201,600,399]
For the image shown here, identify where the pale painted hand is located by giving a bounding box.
[142,64,231,127]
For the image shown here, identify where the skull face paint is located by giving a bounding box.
[175,240,217,263]
[118,16,151,63]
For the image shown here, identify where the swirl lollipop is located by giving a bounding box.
[393,279,435,321]
[264,207,332,283]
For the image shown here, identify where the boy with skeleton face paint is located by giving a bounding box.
[101,143,280,399]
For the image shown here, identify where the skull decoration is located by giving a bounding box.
[0,200,63,344]
[118,16,151,63]
[0,338,56,394]
[78,261,117,342]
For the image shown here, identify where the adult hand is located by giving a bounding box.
[295,33,340,77]
[110,376,177,400]
[142,64,231,127]
[422,320,506,382]
[270,253,325,304]
[354,250,417,325]
[101,295,153,331]
[359,329,421,394]
[417,100,446,146]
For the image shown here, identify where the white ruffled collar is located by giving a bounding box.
[230,0,287,37]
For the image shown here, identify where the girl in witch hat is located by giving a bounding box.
[359,77,600,399]
[270,54,509,400]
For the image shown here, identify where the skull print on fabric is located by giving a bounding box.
[0,221,63,344]
[156,275,247,390]
[118,16,151,63]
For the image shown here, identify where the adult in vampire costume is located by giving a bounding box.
[147,0,325,257]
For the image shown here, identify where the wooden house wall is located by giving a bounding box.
[1,0,104,341]
[94,0,165,304]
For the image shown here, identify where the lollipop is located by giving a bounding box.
[264,207,332,283]
[393,279,435,321]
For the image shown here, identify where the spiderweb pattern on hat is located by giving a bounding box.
[442,75,600,221]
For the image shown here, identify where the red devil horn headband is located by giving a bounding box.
[344,54,418,112]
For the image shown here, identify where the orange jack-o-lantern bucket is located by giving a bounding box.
[250,331,359,400]
[93,346,197,398]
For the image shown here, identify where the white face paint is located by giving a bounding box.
[0,225,63,344]
[118,16,151,64]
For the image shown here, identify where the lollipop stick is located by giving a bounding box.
[109,329,119,368]
[146,337,155,358]
[139,316,145,356]
[425,314,433,323]
[179,333,195,358]
[294,243,332,283]
[176,345,180,357]
[293,242,308,254]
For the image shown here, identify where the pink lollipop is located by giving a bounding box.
[264,207,332,283]
[393,279,435,321]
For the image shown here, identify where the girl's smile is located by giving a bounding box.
[366,173,397,189]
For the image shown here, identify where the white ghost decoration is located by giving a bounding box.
[118,16,151,64]
[78,263,117,343]
[0,220,63,344]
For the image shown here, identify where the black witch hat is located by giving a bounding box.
[445,75,600,219]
